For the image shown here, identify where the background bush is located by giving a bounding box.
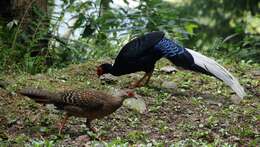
[0,0,259,74]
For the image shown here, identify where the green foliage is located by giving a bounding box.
[175,0,260,61]
[0,0,259,74]
[0,1,51,73]
[31,139,54,147]
[127,130,148,143]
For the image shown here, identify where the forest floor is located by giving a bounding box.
[0,59,259,146]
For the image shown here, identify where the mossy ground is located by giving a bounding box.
[0,59,259,146]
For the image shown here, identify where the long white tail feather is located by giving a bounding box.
[186,48,246,99]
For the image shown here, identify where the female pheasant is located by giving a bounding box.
[97,31,246,99]
[19,88,135,133]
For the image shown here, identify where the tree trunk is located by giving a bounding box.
[0,1,13,22]
[11,0,48,25]
[0,0,51,65]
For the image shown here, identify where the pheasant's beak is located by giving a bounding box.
[127,92,135,97]
[126,90,136,98]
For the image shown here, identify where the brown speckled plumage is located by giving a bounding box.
[19,88,133,133]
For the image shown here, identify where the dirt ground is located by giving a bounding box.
[0,60,259,146]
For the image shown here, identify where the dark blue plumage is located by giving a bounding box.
[97,32,246,99]
[154,38,185,58]
[98,32,165,77]
[153,37,214,76]
[97,31,211,87]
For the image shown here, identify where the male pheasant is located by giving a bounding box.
[97,31,246,99]
[19,88,135,133]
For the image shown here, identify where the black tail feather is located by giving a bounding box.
[189,64,215,77]
[168,50,219,79]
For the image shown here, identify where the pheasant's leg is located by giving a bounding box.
[129,73,149,88]
[86,119,98,133]
[58,114,69,134]
[144,71,153,85]
[86,119,102,141]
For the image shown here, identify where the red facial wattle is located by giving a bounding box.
[96,67,103,77]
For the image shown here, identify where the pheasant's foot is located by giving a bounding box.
[58,114,69,134]
[95,137,102,141]
[86,119,98,133]
[129,72,153,88]
[129,82,144,88]
[90,127,98,133]
[58,123,65,134]
[86,127,102,141]
[88,135,102,141]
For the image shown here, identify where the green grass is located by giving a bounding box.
[0,59,259,146]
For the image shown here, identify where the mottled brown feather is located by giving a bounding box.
[19,88,130,121]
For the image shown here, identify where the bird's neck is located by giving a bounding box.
[109,97,125,110]
[104,64,114,74]
[115,96,128,105]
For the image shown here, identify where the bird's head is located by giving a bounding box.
[96,63,113,77]
[116,89,136,100]
[125,89,135,97]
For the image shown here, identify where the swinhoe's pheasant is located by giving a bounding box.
[97,31,246,99]
[19,88,135,133]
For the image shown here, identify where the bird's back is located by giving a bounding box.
[20,88,124,120]
[116,31,164,60]
[62,89,123,119]
[111,31,165,75]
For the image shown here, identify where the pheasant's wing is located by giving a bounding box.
[115,31,164,62]
[63,105,85,114]
[59,90,105,111]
